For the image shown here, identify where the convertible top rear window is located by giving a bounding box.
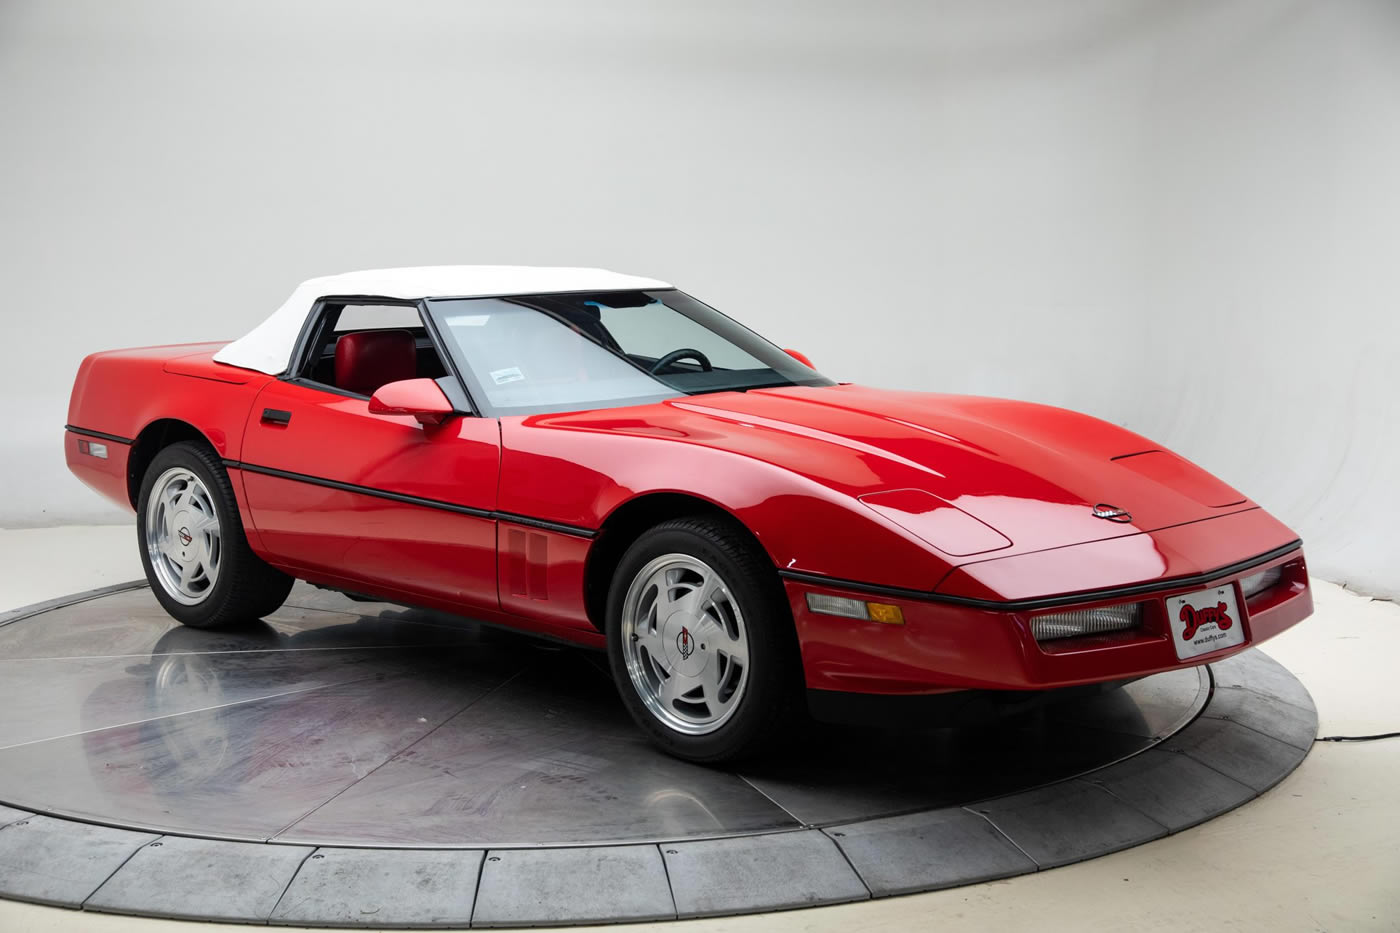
[427,290,833,417]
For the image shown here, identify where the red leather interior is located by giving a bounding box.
[334,330,417,397]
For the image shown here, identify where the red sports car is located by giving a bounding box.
[65,266,1313,761]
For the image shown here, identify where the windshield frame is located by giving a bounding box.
[424,288,833,418]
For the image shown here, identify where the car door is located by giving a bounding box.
[236,300,501,612]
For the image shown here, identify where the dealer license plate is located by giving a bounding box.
[1167,584,1246,660]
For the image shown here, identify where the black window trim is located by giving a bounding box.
[281,296,482,417]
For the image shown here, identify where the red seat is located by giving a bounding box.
[334,330,417,397]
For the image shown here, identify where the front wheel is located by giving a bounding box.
[605,516,802,763]
[137,441,293,629]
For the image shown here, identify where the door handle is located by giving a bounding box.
[261,408,292,426]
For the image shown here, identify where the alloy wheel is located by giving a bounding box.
[145,467,222,605]
[619,553,751,735]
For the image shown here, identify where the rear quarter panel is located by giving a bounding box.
[67,345,272,510]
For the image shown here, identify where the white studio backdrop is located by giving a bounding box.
[1,0,1396,596]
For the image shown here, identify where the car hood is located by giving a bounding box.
[551,384,1251,560]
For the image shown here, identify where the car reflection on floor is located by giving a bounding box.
[0,583,1204,846]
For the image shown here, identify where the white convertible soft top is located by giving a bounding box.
[213,265,673,375]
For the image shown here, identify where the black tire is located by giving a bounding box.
[605,515,803,763]
[136,441,294,629]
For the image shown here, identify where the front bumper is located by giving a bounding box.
[786,545,1312,697]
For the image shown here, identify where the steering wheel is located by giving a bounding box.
[649,348,713,374]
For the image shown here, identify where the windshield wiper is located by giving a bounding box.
[684,380,795,397]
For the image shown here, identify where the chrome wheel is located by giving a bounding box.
[144,467,221,606]
[620,553,751,735]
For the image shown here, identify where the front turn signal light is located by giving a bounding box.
[1240,566,1284,599]
[1030,603,1142,642]
[866,602,905,625]
[805,593,905,625]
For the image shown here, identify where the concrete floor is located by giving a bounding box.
[0,526,1395,932]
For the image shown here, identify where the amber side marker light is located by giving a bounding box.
[805,593,905,625]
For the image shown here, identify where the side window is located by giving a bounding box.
[334,304,424,333]
[298,302,450,396]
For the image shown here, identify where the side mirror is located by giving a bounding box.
[784,348,815,369]
[368,378,455,426]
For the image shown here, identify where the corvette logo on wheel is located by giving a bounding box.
[676,626,695,660]
[178,527,193,546]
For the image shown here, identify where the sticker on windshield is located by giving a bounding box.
[447,314,490,327]
[490,366,525,385]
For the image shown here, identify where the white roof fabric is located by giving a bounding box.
[213,265,672,375]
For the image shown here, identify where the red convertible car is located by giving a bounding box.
[65,266,1313,761]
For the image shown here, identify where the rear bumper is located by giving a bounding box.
[786,543,1312,697]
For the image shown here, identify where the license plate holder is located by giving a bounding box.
[1167,584,1246,660]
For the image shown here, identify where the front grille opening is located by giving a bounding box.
[1031,603,1144,643]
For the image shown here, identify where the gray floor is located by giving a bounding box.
[0,583,1203,847]
[0,583,1317,925]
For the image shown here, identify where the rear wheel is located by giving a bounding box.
[137,441,293,629]
[605,516,802,763]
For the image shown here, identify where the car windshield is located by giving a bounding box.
[427,289,833,416]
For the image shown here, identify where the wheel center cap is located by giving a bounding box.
[661,612,707,677]
[172,510,196,560]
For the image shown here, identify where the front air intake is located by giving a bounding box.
[1031,603,1143,642]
